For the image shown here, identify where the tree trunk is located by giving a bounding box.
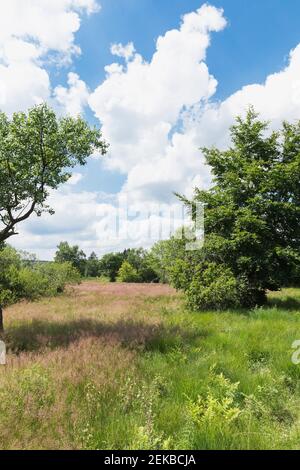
[0,306,3,333]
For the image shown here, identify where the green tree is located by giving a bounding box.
[0,104,107,243]
[86,251,100,278]
[117,261,141,283]
[98,252,125,282]
[148,229,190,284]
[55,242,87,276]
[123,248,157,282]
[178,109,300,309]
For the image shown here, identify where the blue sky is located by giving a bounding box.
[74,0,300,101]
[54,0,300,195]
[1,1,300,258]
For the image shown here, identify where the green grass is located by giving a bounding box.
[137,299,300,449]
[1,285,300,449]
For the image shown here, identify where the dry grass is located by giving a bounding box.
[0,281,179,449]
[2,282,299,450]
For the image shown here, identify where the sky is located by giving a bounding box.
[1,0,300,259]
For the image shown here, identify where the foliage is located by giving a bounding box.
[0,245,22,305]
[0,103,107,244]
[124,248,157,283]
[55,242,87,276]
[0,245,80,306]
[98,248,157,283]
[85,252,100,278]
[187,371,242,428]
[177,109,300,309]
[184,262,240,311]
[148,229,193,284]
[117,261,141,283]
[18,262,80,300]
[98,252,125,282]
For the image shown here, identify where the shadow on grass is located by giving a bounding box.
[144,326,211,353]
[4,317,210,355]
[4,318,161,354]
[267,297,300,312]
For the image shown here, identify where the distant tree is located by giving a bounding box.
[98,252,125,282]
[55,242,87,276]
[0,104,107,244]
[117,261,141,283]
[148,231,188,284]
[86,251,100,278]
[123,248,157,282]
[177,109,300,309]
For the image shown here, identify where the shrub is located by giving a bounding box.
[0,245,80,306]
[18,262,80,300]
[117,261,141,283]
[185,262,240,311]
[0,246,22,305]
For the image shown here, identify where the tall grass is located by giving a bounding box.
[0,283,300,449]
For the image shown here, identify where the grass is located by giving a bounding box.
[0,282,300,449]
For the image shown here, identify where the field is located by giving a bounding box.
[1,281,300,450]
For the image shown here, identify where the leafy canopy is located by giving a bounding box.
[0,103,107,243]
[117,261,141,283]
[55,241,87,276]
[178,109,300,309]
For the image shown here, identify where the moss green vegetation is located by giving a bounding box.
[0,284,300,450]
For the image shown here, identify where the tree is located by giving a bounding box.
[0,104,107,243]
[117,261,141,283]
[98,252,125,282]
[55,242,87,276]
[123,248,157,282]
[148,229,190,284]
[178,109,300,309]
[86,251,100,277]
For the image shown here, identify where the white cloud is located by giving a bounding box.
[0,0,99,114]
[12,189,188,259]
[66,172,84,185]
[89,3,227,179]
[90,3,300,209]
[54,72,90,116]
[8,3,300,259]
[195,43,300,137]
[110,42,136,61]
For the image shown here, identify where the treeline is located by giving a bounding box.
[54,242,159,283]
[0,240,175,308]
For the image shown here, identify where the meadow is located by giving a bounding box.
[1,281,300,450]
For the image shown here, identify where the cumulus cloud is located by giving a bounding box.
[0,0,99,114]
[89,3,227,180]
[90,3,300,209]
[194,44,300,139]
[54,72,90,116]
[8,3,300,258]
[110,42,136,61]
[13,188,189,259]
[12,189,102,259]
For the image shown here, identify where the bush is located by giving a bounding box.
[18,262,80,300]
[185,262,240,311]
[117,261,141,283]
[0,245,80,306]
[0,246,22,305]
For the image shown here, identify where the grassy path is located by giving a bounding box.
[1,283,300,449]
